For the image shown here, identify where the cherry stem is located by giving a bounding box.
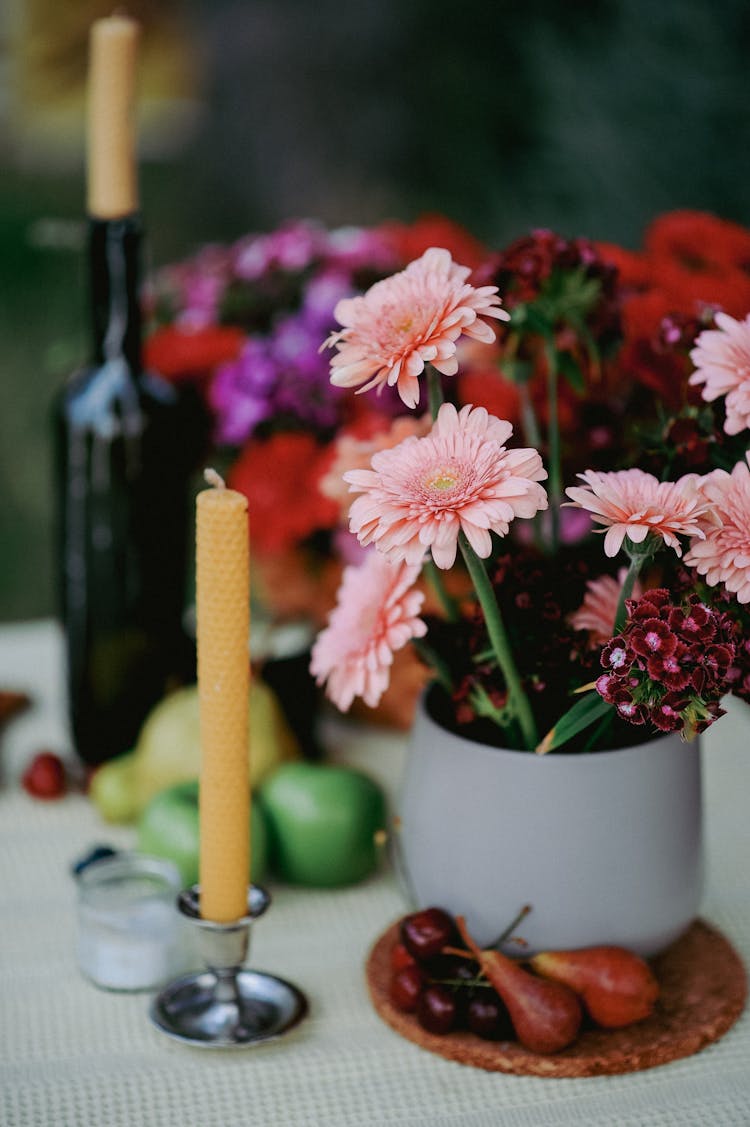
[491,903,532,949]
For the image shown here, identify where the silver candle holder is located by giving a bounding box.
[149,885,308,1048]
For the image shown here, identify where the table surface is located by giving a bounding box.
[1,619,749,1127]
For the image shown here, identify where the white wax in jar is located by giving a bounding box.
[76,854,193,992]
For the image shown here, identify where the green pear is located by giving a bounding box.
[88,751,139,823]
[89,680,300,824]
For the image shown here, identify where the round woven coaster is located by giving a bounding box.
[366,918,747,1077]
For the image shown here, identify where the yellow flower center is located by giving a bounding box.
[426,467,459,491]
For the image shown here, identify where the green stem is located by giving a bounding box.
[614,553,646,634]
[517,383,546,553]
[427,364,444,421]
[412,638,453,696]
[424,557,459,622]
[543,338,561,553]
[518,381,543,450]
[459,532,538,750]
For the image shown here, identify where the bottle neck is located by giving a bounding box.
[88,215,142,372]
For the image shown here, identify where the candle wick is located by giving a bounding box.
[204,467,226,490]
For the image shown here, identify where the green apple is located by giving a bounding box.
[136,779,268,887]
[89,679,300,824]
[258,763,386,887]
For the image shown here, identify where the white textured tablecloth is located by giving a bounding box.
[1,620,749,1127]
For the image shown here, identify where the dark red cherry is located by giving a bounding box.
[417,984,459,1035]
[401,908,457,962]
[467,992,514,1040]
[389,965,424,1013]
[390,942,417,973]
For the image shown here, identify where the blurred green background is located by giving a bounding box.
[1,0,749,621]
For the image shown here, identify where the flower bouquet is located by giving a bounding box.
[309,213,750,755]
[146,209,750,749]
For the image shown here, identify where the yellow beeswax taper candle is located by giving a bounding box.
[196,469,250,922]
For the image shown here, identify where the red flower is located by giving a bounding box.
[621,290,677,342]
[456,368,521,425]
[614,697,648,724]
[647,259,750,321]
[668,602,715,641]
[630,618,677,659]
[644,210,750,275]
[228,432,339,556]
[594,242,652,291]
[646,645,692,691]
[628,589,671,619]
[651,692,688,732]
[145,325,245,381]
[380,213,489,272]
[602,639,632,671]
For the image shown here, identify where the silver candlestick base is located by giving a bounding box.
[149,885,308,1048]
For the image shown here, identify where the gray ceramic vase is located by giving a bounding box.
[397,691,703,956]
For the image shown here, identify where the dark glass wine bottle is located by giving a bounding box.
[54,16,206,765]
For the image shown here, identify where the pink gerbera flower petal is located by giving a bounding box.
[319,414,432,513]
[569,569,643,646]
[684,454,750,603]
[346,402,548,570]
[309,552,427,711]
[324,247,509,409]
[689,312,750,435]
[564,468,712,558]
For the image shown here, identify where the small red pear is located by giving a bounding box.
[529,945,659,1028]
[456,917,582,1054]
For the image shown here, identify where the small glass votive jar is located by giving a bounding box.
[76,853,194,992]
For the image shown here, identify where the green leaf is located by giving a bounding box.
[499,357,534,385]
[537,268,602,327]
[557,350,585,393]
[536,691,612,754]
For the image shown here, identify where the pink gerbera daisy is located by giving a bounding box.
[684,454,750,602]
[689,312,750,435]
[345,403,548,570]
[569,569,643,646]
[309,552,426,711]
[319,414,432,513]
[564,469,711,558]
[324,247,509,409]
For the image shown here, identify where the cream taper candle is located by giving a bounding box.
[196,469,251,923]
[87,14,139,219]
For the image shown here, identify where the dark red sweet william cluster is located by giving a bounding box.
[596,589,738,737]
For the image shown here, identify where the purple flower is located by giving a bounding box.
[325,225,398,273]
[268,316,347,430]
[209,339,276,445]
[232,220,326,281]
[167,245,233,328]
[302,270,354,324]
